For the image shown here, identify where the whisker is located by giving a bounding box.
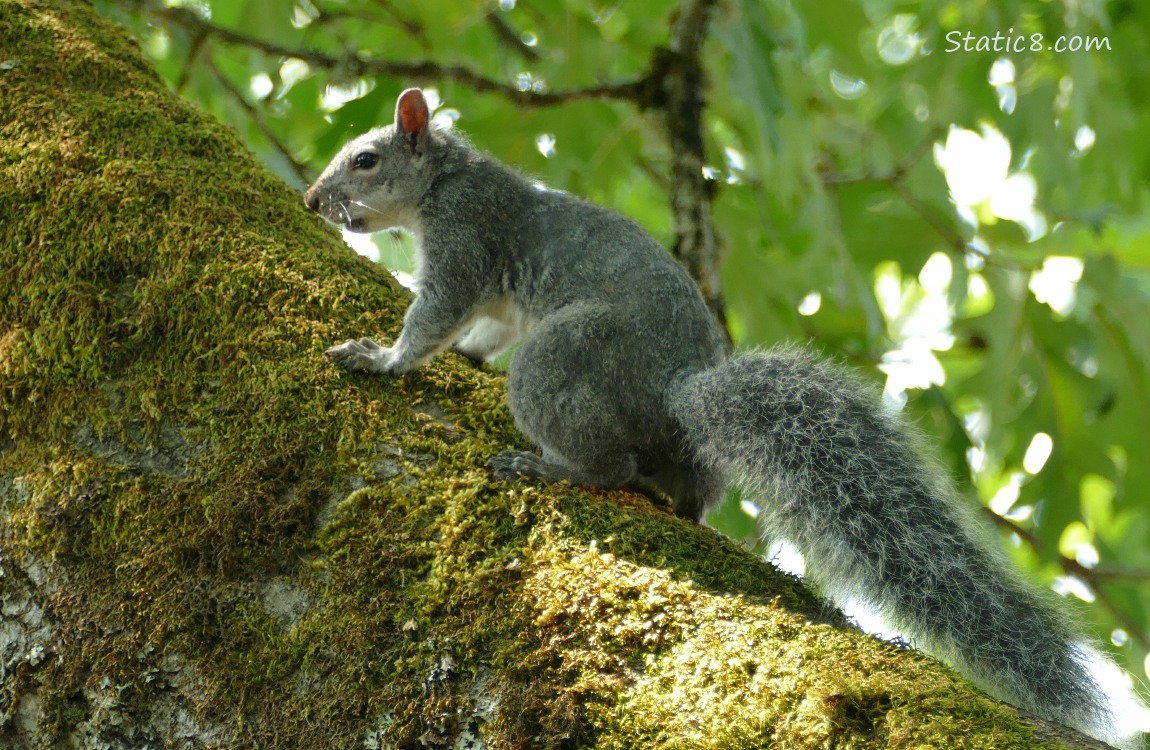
[349,200,387,216]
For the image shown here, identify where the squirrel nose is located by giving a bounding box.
[304,189,319,213]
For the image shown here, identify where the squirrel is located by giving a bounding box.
[305,87,1144,748]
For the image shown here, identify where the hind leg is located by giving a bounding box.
[491,304,661,491]
[488,445,639,489]
[489,446,724,523]
[487,446,685,513]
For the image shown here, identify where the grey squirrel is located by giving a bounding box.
[305,88,1144,748]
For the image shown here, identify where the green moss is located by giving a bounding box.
[0,2,1081,748]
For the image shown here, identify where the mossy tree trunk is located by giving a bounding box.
[0,2,1111,748]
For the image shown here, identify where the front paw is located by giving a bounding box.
[325,338,395,374]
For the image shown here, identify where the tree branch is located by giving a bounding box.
[658,0,727,334]
[143,3,646,107]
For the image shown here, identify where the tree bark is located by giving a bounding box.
[0,1,1111,748]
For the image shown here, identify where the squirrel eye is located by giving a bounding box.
[352,152,379,170]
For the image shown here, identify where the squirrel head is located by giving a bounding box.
[304,88,440,234]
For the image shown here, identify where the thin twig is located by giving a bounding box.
[367,0,426,38]
[309,2,429,50]
[819,126,1039,273]
[486,10,541,62]
[818,126,974,256]
[205,60,314,186]
[174,24,208,92]
[147,4,646,107]
[819,126,942,186]
[889,179,968,254]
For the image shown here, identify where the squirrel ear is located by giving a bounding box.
[395,88,430,137]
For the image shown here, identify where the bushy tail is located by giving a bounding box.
[671,347,1144,748]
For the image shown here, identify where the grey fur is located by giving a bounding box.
[306,89,1138,747]
[672,349,1119,739]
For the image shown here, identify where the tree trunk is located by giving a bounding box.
[0,2,1111,748]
